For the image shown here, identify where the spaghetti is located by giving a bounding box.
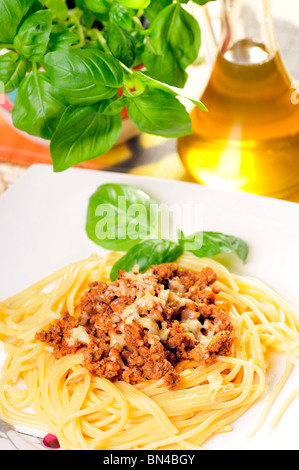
[0,252,298,450]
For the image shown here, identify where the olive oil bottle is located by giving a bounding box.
[178,0,299,199]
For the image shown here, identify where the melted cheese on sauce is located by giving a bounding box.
[109,324,125,348]
[69,269,212,351]
[121,288,167,339]
[181,318,209,345]
[66,326,91,347]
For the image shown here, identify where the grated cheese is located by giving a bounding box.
[66,326,91,347]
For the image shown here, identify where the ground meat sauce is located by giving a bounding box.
[36,263,234,389]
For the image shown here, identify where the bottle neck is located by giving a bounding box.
[220,0,278,64]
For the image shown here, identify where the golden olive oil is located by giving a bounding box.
[178,40,299,198]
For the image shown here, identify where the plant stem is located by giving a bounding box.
[0,44,14,50]
[91,29,111,55]
[71,15,86,48]
[120,62,133,74]
[132,16,143,29]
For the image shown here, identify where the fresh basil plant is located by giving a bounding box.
[0,0,214,172]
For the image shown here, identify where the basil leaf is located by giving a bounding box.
[0,53,28,94]
[42,0,68,21]
[132,70,207,112]
[12,69,67,140]
[126,87,192,137]
[142,3,201,87]
[192,0,215,4]
[110,239,184,281]
[82,8,96,29]
[142,47,187,89]
[85,0,110,13]
[0,0,34,43]
[183,231,249,262]
[98,95,127,115]
[144,0,172,23]
[86,183,160,251]
[44,49,124,105]
[109,3,134,30]
[118,0,151,9]
[107,23,136,68]
[13,10,53,62]
[49,30,79,51]
[50,105,122,172]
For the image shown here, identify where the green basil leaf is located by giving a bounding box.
[85,0,110,13]
[42,0,68,20]
[142,3,201,87]
[110,238,184,281]
[12,69,67,140]
[109,3,134,30]
[0,0,34,43]
[50,105,122,172]
[118,0,151,9]
[0,53,28,94]
[192,0,215,4]
[142,47,187,89]
[126,87,192,137]
[44,49,124,105]
[183,231,249,262]
[13,10,53,62]
[107,23,136,68]
[98,95,127,115]
[144,0,172,23]
[49,30,79,51]
[132,70,208,112]
[86,183,160,252]
[82,8,96,29]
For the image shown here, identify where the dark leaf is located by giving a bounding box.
[110,238,184,281]
[107,23,136,68]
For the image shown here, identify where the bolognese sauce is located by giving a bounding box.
[36,263,234,389]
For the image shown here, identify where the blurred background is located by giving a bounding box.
[1,0,299,200]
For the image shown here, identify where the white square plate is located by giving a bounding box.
[0,164,298,450]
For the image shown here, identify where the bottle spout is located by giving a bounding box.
[220,0,278,62]
[198,0,279,68]
[197,3,221,69]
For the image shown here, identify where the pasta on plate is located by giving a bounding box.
[0,252,298,450]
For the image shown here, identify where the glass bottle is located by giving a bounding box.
[177,0,299,199]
